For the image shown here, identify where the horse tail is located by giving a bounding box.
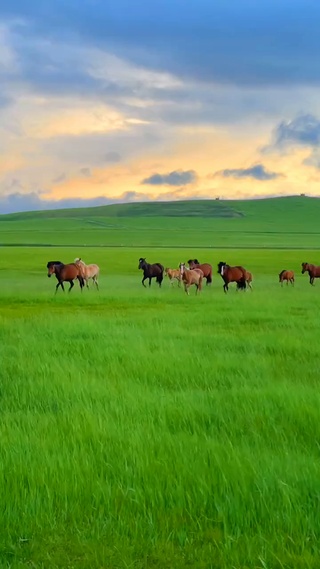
[238,269,247,290]
[206,266,212,284]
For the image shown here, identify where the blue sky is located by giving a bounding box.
[1,0,320,212]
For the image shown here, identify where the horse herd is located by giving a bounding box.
[45,257,320,295]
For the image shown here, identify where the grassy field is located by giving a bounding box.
[1,199,320,568]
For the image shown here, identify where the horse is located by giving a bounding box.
[74,258,100,290]
[217,262,247,293]
[138,258,164,288]
[245,270,253,290]
[237,270,253,291]
[279,270,295,287]
[187,259,213,285]
[165,267,181,287]
[179,263,203,295]
[301,263,320,286]
[47,262,85,293]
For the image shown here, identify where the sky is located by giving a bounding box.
[1,0,320,213]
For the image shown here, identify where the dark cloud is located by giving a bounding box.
[265,114,320,152]
[0,192,114,215]
[0,188,207,215]
[1,1,320,88]
[141,170,197,186]
[215,164,283,181]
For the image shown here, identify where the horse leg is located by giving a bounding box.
[55,281,61,294]
[184,283,189,295]
[149,277,152,287]
[223,283,228,293]
[94,277,99,291]
[310,276,314,286]
[142,276,147,288]
[68,280,74,293]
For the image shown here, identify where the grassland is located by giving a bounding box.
[1,198,320,568]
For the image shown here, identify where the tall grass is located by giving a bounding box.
[1,247,320,567]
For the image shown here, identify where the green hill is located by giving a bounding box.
[1,196,320,248]
[0,195,317,221]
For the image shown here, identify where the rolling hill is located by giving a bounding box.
[0,196,319,249]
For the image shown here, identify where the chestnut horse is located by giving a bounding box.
[138,258,164,288]
[301,262,320,286]
[165,267,181,287]
[74,258,100,290]
[47,262,85,293]
[237,270,253,291]
[217,262,247,293]
[187,259,212,285]
[279,270,295,286]
[179,263,203,295]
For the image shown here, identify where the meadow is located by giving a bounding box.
[1,198,320,568]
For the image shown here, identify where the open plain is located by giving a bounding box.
[1,197,320,568]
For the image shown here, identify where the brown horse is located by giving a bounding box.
[179,263,203,295]
[217,261,247,293]
[279,270,295,286]
[165,267,181,287]
[47,262,85,293]
[138,258,164,288]
[187,259,212,285]
[237,270,253,291]
[301,263,320,286]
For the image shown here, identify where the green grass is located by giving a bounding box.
[1,241,320,568]
[1,196,320,248]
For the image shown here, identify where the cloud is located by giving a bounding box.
[80,167,91,177]
[52,173,67,184]
[265,115,320,152]
[215,164,283,181]
[141,169,197,186]
[104,151,121,163]
[0,187,211,215]
[1,1,320,88]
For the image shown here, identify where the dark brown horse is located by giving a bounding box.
[279,270,295,286]
[138,258,164,288]
[301,263,320,285]
[217,261,247,293]
[187,259,212,285]
[47,262,85,293]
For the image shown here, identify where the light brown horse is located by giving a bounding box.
[301,262,320,286]
[74,258,100,290]
[179,263,203,295]
[245,270,253,290]
[165,267,181,287]
[217,262,247,293]
[187,259,212,285]
[47,262,85,293]
[279,270,295,286]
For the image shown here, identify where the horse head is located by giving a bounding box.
[187,259,200,268]
[47,264,56,278]
[301,262,309,274]
[217,261,227,275]
[179,262,186,276]
[138,258,146,270]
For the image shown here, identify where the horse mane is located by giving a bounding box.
[47,261,63,268]
[187,258,200,265]
[279,269,286,278]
